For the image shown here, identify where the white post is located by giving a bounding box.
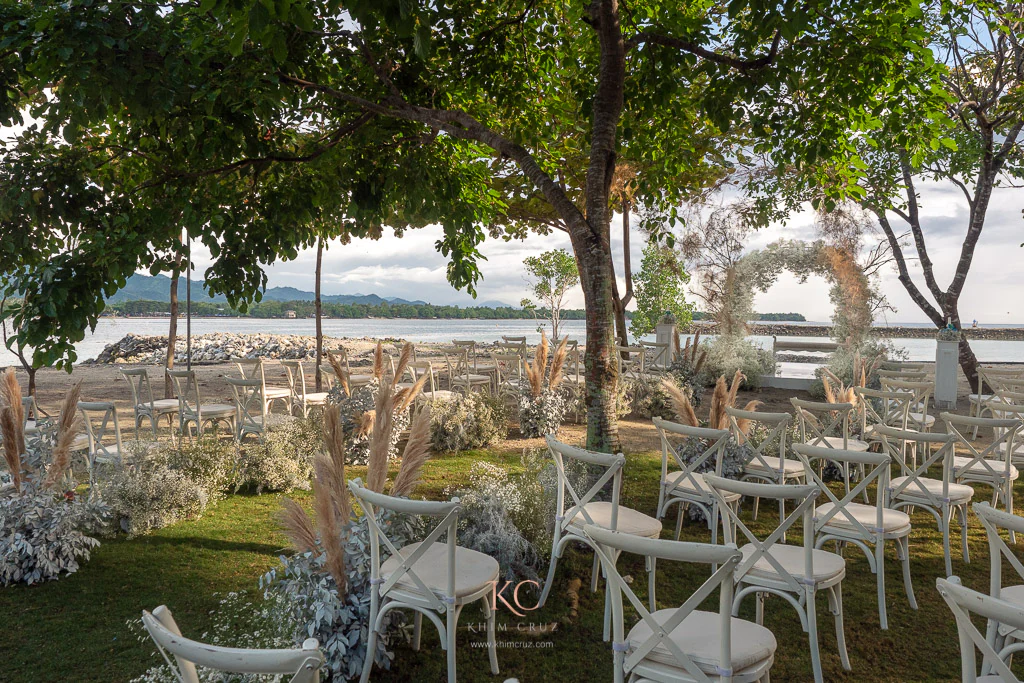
[935,339,959,410]
[654,313,678,370]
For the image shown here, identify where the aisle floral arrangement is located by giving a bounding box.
[517,332,569,438]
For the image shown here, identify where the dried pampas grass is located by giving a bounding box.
[662,378,699,427]
[708,375,729,430]
[392,343,414,389]
[278,497,318,555]
[326,351,350,396]
[395,372,428,414]
[366,380,394,493]
[44,382,82,489]
[313,457,346,593]
[1,368,25,455]
[548,337,569,391]
[524,332,550,398]
[732,400,763,437]
[390,407,432,497]
[1,408,21,492]
[372,342,385,380]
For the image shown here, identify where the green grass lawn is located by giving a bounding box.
[0,445,1015,682]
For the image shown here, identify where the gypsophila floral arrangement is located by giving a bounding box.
[105,463,209,537]
[430,392,508,453]
[516,333,570,438]
[235,415,322,493]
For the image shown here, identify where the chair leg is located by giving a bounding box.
[755,591,765,625]
[942,505,954,578]
[960,504,970,565]
[483,597,499,675]
[806,588,823,683]
[359,602,379,683]
[829,582,851,671]
[752,495,760,521]
[674,505,684,541]
[446,606,458,683]
[876,540,889,630]
[1009,484,1016,544]
[647,555,657,612]
[538,535,561,608]
[413,612,422,651]
[591,552,601,594]
[898,536,918,610]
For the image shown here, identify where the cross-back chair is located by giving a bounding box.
[945,414,1021,535]
[975,502,1024,672]
[706,475,849,683]
[971,367,1024,437]
[348,479,500,683]
[640,340,671,371]
[234,358,291,413]
[584,525,777,683]
[728,408,802,522]
[936,576,1024,683]
[490,352,524,400]
[876,424,973,578]
[442,347,491,395]
[876,368,928,381]
[615,345,646,379]
[281,360,330,417]
[790,398,869,452]
[78,401,126,492]
[120,367,180,440]
[792,443,916,630]
[880,378,935,433]
[167,369,237,439]
[142,605,323,683]
[404,361,457,403]
[539,437,662,625]
[855,387,912,441]
[225,377,271,441]
[653,418,739,543]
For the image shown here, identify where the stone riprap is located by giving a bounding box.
[90,333,357,364]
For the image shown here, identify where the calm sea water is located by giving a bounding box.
[3,317,1024,367]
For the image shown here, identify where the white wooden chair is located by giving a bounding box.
[167,369,237,439]
[584,524,777,683]
[706,475,849,683]
[615,345,646,379]
[281,360,330,417]
[792,443,916,630]
[880,378,936,433]
[971,367,1024,438]
[78,401,126,492]
[945,414,1021,537]
[639,340,671,372]
[975,502,1024,673]
[876,424,973,578]
[404,361,458,403]
[234,358,292,413]
[539,437,662,620]
[141,605,323,682]
[728,408,803,522]
[451,339,481,372]
[225,377,275,441]
[120,367,179,439]
[986,393,1024,464]
[331,347,374,389]
[790,397,869,452]
[348,479,500,683]
[442,347,491,395]
[855,387,912,442]
[653,417,740,542]
[490,353,524,400]
[876,368,928,381]
[936,576,1024,683]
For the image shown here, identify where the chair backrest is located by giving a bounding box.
[936,576,1024,683]
[880,378,934,431]
[639,340,670,370]
[495,340,527,358]
[226,377,266,436]
[792,443,892,543]
[442,347,471,384]
[707,475,821,594]
[546,436,625,536]
[979,366,1024,395]
[876,369,928,381]
[652,417,731,505]
[491,353,524,393]
[501,335,527,345]
[875,424,955,507]
[790,397,856,448]
[234,358,267,382]
[944,413,1020,481]
[281,360,308,401]
[120,367,156,410]
[583,524,742,683]
[614,346,645,376]
[406,361,439,395]
[726,407,791,473]
[318,367,336,391]
[167,369,201,416]
[348,478,462,611]
[78,401,124,463]
[974,503,1024,603]
[855,387,912,434]
[142,605,323,683]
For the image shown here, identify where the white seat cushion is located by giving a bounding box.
[953,456,1018,479]
[196,404,236,417]
[569,501,663,538]
[70,434,90,452]
[380,542,499,599]
[349,373,374,385]
[627,608,777,675]
[816,502,911,534]
[299,392,330,404]
[145,398,181,411]
[969,393,993,402]
[994,585,1024,638]
[995,442,1024,456]
[908,412,935,427]
[817,436,869,452]
[664,471,742,503]
[739,543,845,584]
[890,476,974,503]
[744,456,804,476]
[264,387,291,399]
[454,374,491,384]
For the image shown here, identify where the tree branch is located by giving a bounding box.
[870,207,944,326]
[627,29,782,72]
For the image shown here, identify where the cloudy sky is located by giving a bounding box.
[184,177,1022,324]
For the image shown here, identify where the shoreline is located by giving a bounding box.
[696,322,1024,341]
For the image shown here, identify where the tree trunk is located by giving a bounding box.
[613,200,632,349]
[165,268,180,399]
[26,367,36,397]
[315,239,324,392]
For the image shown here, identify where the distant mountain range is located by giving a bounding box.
[105,273,513,308]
